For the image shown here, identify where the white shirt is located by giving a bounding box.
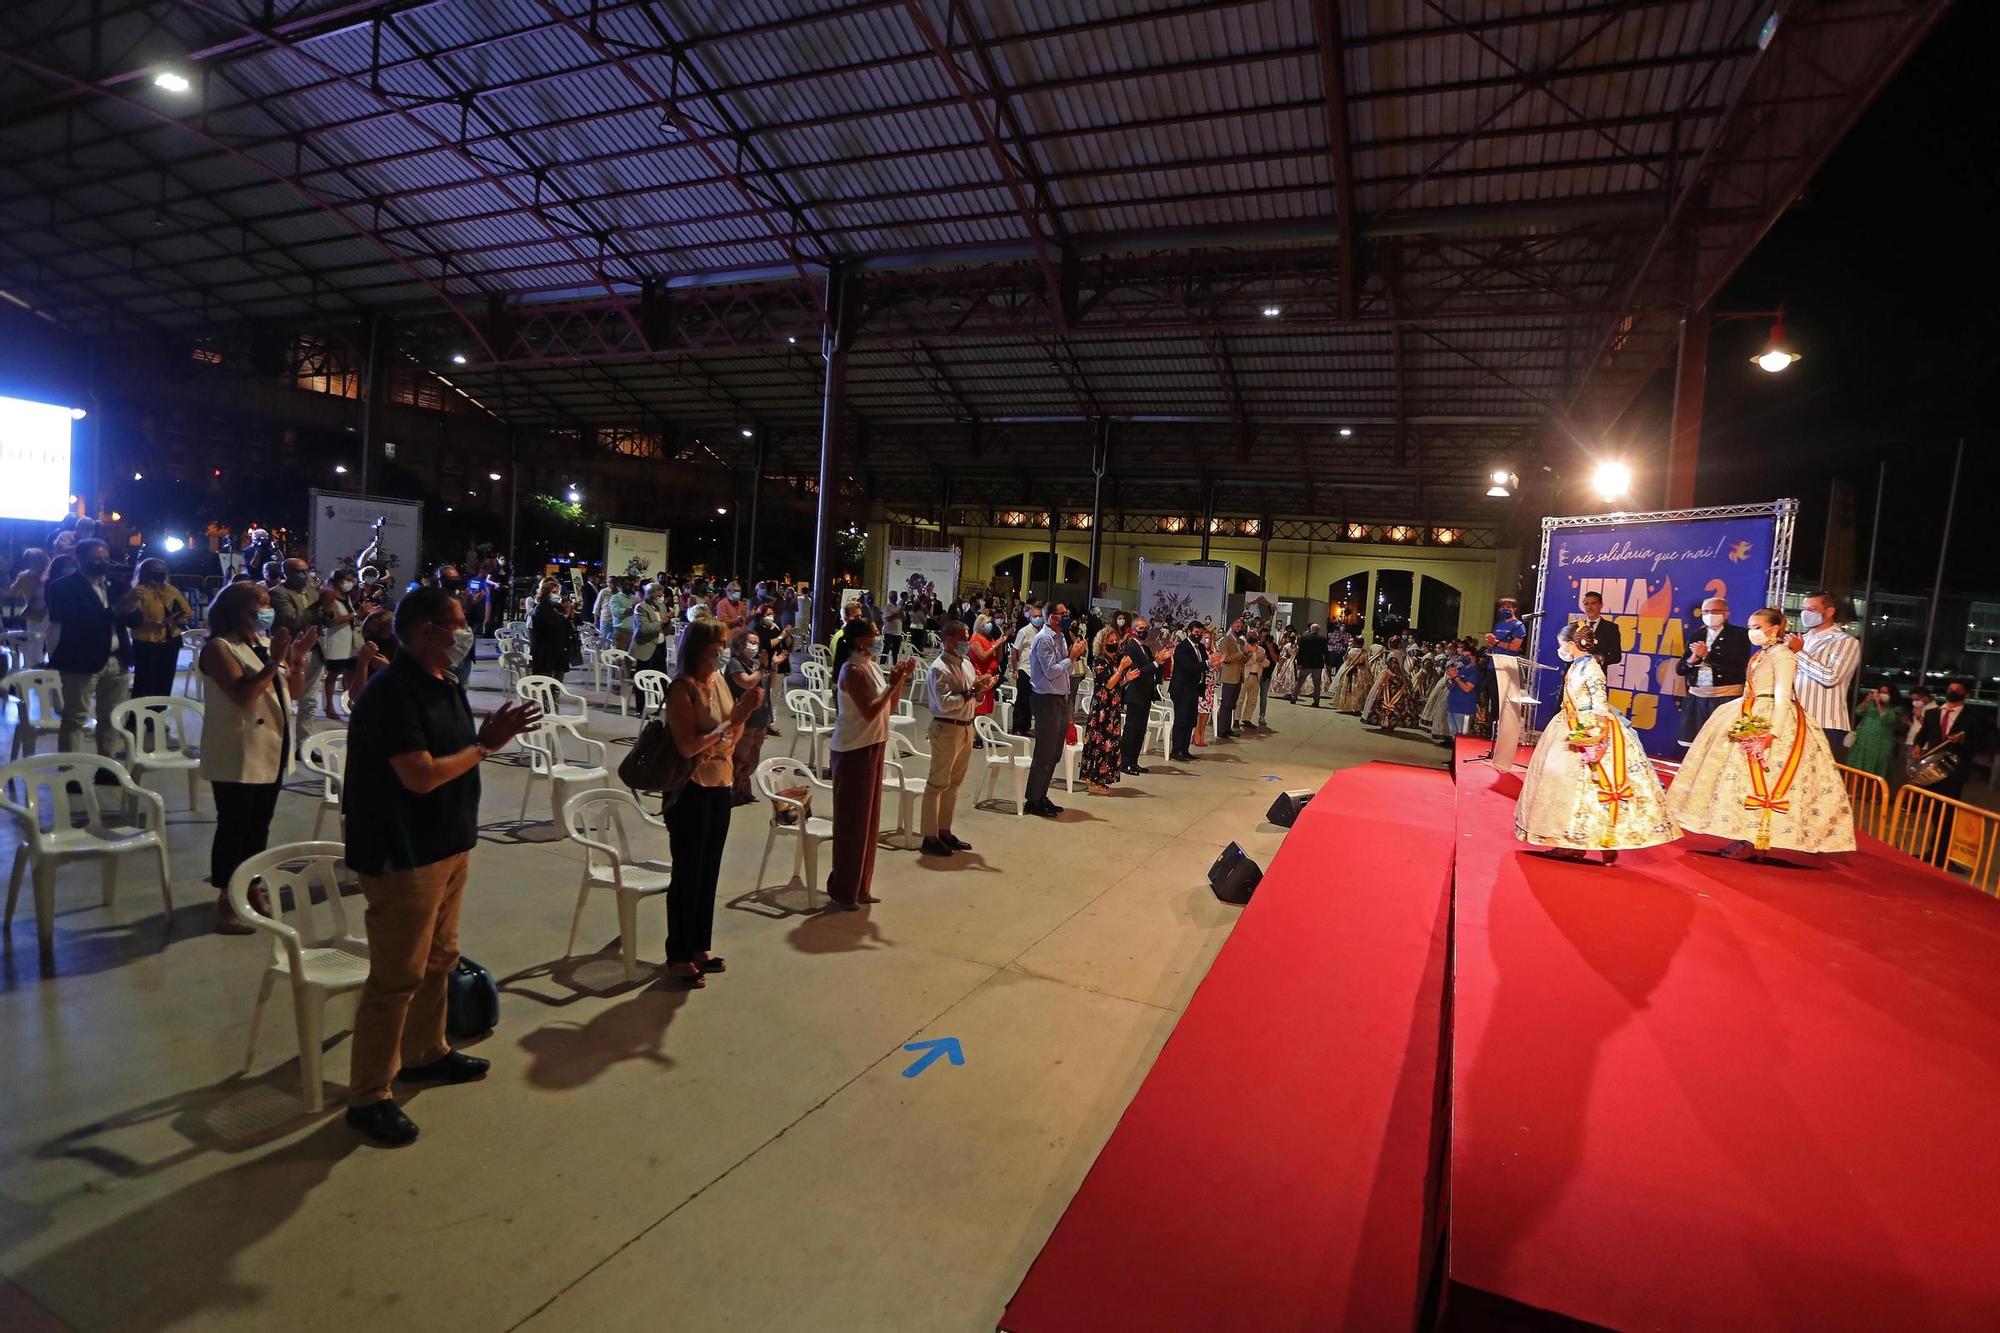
[830,657,891,752]
[1792,625,1860,731]
[926,650,978,722]
[1695,624,1721,690]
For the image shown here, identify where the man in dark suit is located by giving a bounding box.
[47,538,139,765]
[1578,590,1624,668]
[1168,623,1207,762]
[1913,681,1990,803]
[1675,596,1752,746]
[1118,616,1169,774]
[1291,623,1330,705]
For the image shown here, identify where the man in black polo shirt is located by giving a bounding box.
[343,587,539,1148]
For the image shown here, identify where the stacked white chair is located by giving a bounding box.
[300,730,349,839]
[231,842,368,1112]
[785,691,835,771]
[972,715,1031,816]
[1,754,171,954]
[560,788,671,981]
[2,669,64,759]
[177,629,209,700]
[518,718,610,824]
[801,661,831,694]
[632,668,669,717]
[1147,700,1173,758]
[110,696,204,813]
[753,756,833,901]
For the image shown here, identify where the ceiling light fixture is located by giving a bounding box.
[1487,467,1518,498]
[451,353,467,365]
[1337,427,1353,437]
[1261,305,1282,318]
[488,471,502,481]
[153,71,191,94]
[333,464,347,474]
[740,427,753,437]
[1751,310,1801,373]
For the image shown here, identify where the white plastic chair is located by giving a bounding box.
[785,691,833,771]
[300,730,349,839]
[1060,724,1086,795]
[1,754,171,954]
[882,731,929,845]
[807,644,831,669]
[801,661,831,694]
[595,647,636,714]
[518,718,609,824]
[1146,700,1173,758]
[972,715,1031,817]
[2,669,64,759]
[633,668,669,718]
[516,674,590,729]
[110,696,203,813]
[561,788,671,981]
[996,682,1017,713]
[754,756,832,900]
[231,841,368,1113]
[177,630,209,700]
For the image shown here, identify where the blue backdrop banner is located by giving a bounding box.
[1533,505,1792,759]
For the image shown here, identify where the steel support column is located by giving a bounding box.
[810,267,852,645]
[505,429,520,611]
[1199,479,1216,561]
[1045,505,1060,603]
[746,426,764,589]
[357,313,381,494]
[1085,420,1109,601]
[1666,308,1709,509]
[1257,518,1271,590]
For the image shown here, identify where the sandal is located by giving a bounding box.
[665,963,707,988]
[214,892,254,935]
[697,955,727,973]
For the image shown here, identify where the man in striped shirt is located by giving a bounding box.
[1786,591,1861,750]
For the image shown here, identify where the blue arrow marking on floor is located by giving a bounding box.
[901,1037,964,1078]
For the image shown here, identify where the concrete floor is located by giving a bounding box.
[0,661,1446,1332]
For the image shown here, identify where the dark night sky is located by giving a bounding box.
[1620,0,1997,592]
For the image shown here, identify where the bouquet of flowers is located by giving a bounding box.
[1726,713,1773,758]
[1566,716,1609,767]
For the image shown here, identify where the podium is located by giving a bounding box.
[1487,655,1555,773]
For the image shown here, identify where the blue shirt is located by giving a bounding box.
[1027,624,1071,696]
[1491,615,1527,656]
[1447,657,1483,716]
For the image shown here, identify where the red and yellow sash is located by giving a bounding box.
[1741,701,1810,850]
[1563,686,1634,848]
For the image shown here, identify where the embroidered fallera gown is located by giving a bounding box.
[1362,652,1423,732]
[1516,653,1680,850]
[1330,645,1371,712]
[1666,642,1855,852]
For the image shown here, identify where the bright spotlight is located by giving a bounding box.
[133,471,144,481]
[566,487,582,503]
[1338,427,1353,437]
[1261,305,1282,318]
[163,536,187,553]
[69,407,88,420]
[1754,349,1799,374]
[1592,460,1633,502]
[787,336,797,344]
[488,471,502,481]
[153,71,191,94]
[740,427,753,438]
[716,506,729,515]
[451,353,467,365]
[333,464,348,474]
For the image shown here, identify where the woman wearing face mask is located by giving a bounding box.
[968,615,1002,745]
[317,568,361,720]
[129,558,192,697]
[1514,620,1679,864]
[661,618,763,986]
[630,581,668,706]
[826,619,918,910]
[1666,608,1854,857]
[199,579,318,932]
[1844,683,1901,780]
[529,578,572,682]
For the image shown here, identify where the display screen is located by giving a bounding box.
[0,395,75,521]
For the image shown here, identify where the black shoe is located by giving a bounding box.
[1169,752,1193,762]
[396,1051,490,1086]
[920,837,954,856]
[944,834,972,851]
[346,1099,420,1147]
[1122,764,1149,775]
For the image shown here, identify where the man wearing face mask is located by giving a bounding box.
[269,557,331,728]
[46,538,140,765]
[1785,591,1860,750]
[342,587,541,1147]
[1675,596,1751,747]
[1913,680,1989,805]
[430,564,477,693]
[715,581,748,633]
[1009,605,1043,737]
[1023,604,1085,816]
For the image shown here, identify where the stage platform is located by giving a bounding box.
[1450,737,2000,1330]
[1002,739,2000,1331]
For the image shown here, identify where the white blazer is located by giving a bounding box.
[198,637,294,785]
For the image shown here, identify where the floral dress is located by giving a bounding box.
[1361,653,1423,732]
[1330,645,1373,712]
[1516,654,1680,850]
[1079,646,1128,787]
[1667,643,1855,852]
[1271,642,1298,699]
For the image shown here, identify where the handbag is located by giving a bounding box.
[617,678,698,802]
[446,957,499,1038]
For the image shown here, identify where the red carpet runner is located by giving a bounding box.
[1002,761,1456,1332]
[1451,739,2000,1329]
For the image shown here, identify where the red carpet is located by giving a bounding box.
[1002,762,1456,1333]
[1450,738,2000,1329]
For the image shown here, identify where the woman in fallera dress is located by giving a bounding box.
[1329,642,1371,712]
[1666,607,1855,856]
[1515,620,1679,863]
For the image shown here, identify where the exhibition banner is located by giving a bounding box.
[310,490,422,599]
[605,523,670,582]
[1138,559,1229,629]
[1533,501,1796,758]
[885,546,961,604]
